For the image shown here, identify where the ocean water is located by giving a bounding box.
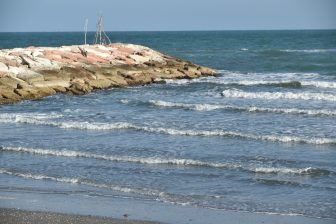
[0,30,336,220]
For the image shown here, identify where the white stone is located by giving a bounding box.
[32,80,70,88]
[32,51,43,57]
[86,48,111,59]
[0,62,8,72]
[129,55,149,64]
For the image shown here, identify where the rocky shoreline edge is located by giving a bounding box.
[0,43,217,104]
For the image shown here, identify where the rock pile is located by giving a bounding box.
[0,43,217,104]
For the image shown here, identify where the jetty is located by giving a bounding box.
[0,43,216,104]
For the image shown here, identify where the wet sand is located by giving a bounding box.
[0,208,160,224]
[1,189,335,224]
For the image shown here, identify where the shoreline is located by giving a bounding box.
[0,43,216,105]
[0,208,160,224]
[1,187,334,224]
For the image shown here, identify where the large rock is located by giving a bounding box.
[0,43,217,104]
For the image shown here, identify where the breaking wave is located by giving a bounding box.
[281,49,336,53]
[0,168,80,184]
[0,168,163,196]
[0,112,62,120]
[0,168,229,207]
[253,167,332,176]
[169,79,336,89]
[148,100,336,116]
[221,89,336,101]
[2,147,331,176]
[0,146,237,169]
[0,115,335,145]
[166,71,336,89]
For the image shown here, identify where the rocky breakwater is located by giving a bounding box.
[0,43,217,104]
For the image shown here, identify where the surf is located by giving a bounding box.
[147,100,336,116]
[0,115,335,145]
[221,89,336,101]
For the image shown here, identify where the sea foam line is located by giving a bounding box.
[0,112,62,120]
[166,71,336,89]
[0,116,335,145]
[0,168,228,207]
[222,89,336,102]
[0,168,163,196]
[0,146,236,169]
[148,100,336,116]
[281,49,336,53]
[1,147,331,176]
[252,167,331,176]
[167,79,336,89]
[0,167,325,218]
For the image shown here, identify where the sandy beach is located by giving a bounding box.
[0,208,159,224]
[1,188,334,224]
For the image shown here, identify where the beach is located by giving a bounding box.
[1,30,336,223]
[1,188,334,224]
[0,208,158,224]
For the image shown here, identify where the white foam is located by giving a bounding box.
[0,168,165,197]
[136,127,335,145]
[149,100,336,116]
[281,49,336,53]
[0,112,62,120]
[1,146,237,169]
[0,116,334,145]
[0,168,79,184]
[218,71,322,81]
[58,121,135,130]
[120,99,129,104]
[247,106,336,116]
[167,76,336,89]
[300,81,336,89]
[165,70,336,90]
[215,80,336,89]
[63,109,84,113]
[149,100,226,111]
[222,89,336,101]
[254,167,315,175]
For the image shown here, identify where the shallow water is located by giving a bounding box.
[0,30,336,219]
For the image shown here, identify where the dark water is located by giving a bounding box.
[0,30,336,219]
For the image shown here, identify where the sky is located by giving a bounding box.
[0,0,335,32]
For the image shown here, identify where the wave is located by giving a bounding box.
[216,70,321,79]
[0,168,163,196]
[0,112,62,120]
[281,49,336,53]
[0,168,228,207]
[300,81,336,89]
[0,116,335,145]
[2,147,331,177]
[0,146,237,169]
[166,71,336,89]
[221,89,336,101]
[255,178,305,187]
[0,168,80,184]
[148,100,336,116]
[211,80,336,89]
[253,167,332,176]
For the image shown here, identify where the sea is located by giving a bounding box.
[0,30,336,222]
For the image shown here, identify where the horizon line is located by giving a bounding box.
[1,28,336,33]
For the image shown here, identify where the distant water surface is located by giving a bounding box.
[0,30,336,220]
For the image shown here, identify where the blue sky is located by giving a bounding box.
[1,0,335,32]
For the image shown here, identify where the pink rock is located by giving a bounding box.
[0,71,8,77]
[116,47,134,55]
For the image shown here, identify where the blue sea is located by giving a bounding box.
[0,30,336,222]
